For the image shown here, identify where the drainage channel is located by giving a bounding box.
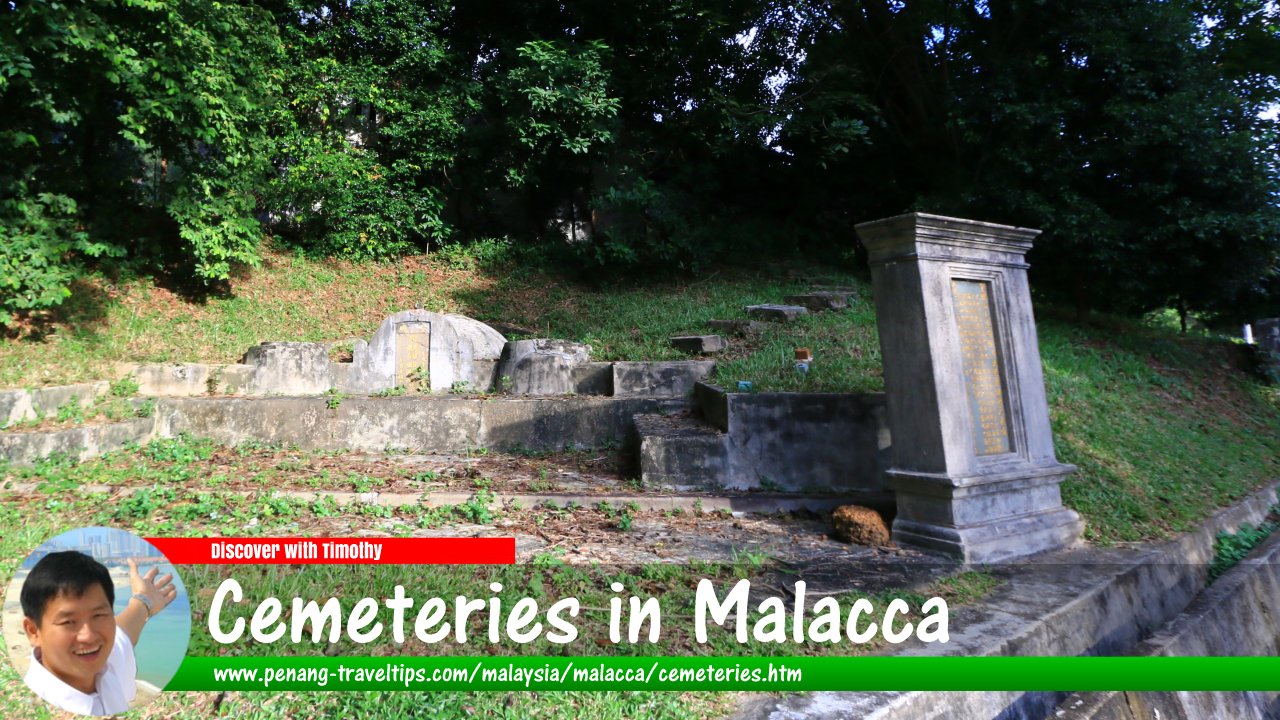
[1052,514,1280,720]
[732,482,1280,720]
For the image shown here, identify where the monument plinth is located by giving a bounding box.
[856,213,1082,562]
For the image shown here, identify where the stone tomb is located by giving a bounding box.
[341,310,507,394]
[856,213,1082,563]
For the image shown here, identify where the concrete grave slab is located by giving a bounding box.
[633,413,731,489]
[783,291,852,311]
[1254,317,1280,352]
[705,319,768,335]
[244,342,331,395]
[0,382,108,426]
[612,361,715,398]
[0,416,158,465]
[669,335,726,354]
[687,382,891,497]
[745,304,808,322]
[497,339,592,395]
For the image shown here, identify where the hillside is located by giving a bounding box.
[2,246,1278,543]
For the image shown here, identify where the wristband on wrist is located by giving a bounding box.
[131,593,154,618]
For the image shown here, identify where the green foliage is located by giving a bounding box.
[456,488,496,524]
[54,397,86,425]
[262,0,461,258]
[109,377,140,398]
[3,0,1279,319]
[1209,512,1279,581]
[135,398,157,418]
[497,39,620,189]
[113,486,176,521]
[433,237,517,272]
[0,192,121,326]
[325,388,345,410]
[776,0,1280,316]
[0,0,281,309]
[144,435,215,465]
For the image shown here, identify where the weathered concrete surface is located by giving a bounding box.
[1053,530,1280,720]
[784,292,852,311]
[858,212,1081,563]
[670,335,727,354]
[745,304,808,322]
[159,395,685,454]
[0,417,157,465]
[706,319,768,335]
[345,310,507,394]
[685,383,891,496]
[613,361,715,398]
[0,382,108,425]
[243,342,332,395]
[479,396,681,451]
[571,362,614,395]
[123,363,255,396]
[634,413,731,488]
[731,483,1280,720]
[497,339,592,395]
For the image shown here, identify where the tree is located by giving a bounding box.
[777,0,1280,317]
[0,0,281,324]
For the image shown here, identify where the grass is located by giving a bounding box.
[0,246,883,393]
[1039,314,1280,542]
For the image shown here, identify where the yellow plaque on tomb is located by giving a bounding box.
[951,280,1011,455]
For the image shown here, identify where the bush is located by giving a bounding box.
[0,191,121,327]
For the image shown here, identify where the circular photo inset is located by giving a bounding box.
[4,527,191,717]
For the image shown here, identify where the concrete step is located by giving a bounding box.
[745,304,808,322]
[706,319,768,335]
[633,413,731,490]
[669,335,727,354]
[612,361,715,398]
[784,291,853,311]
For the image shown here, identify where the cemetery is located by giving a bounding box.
[7,2,1280,716]
[2,215,1279,719]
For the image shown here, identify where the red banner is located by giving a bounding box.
[146,537,515,565]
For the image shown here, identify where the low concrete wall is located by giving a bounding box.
[614,361,715,398]
[691,383,891,494]
[0,382,109,426]
[124,358,692,398]
[1055,531,1280,720]
[159,395,685,454]
[733,483,1280,720]
[0,417,158,465]
[123,363,255,396]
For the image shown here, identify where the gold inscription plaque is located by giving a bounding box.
[395,322,431,391]
[951,280,1011,455]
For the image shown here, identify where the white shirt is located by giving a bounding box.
[24,627,137,716]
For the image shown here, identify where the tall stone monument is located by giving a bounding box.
[856,213,1082,562]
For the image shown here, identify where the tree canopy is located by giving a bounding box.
[3,0,1280,325]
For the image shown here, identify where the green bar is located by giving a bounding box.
[166,656,1280,692]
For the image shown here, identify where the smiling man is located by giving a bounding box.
[20,551,177,716]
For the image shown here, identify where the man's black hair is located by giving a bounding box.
[21,551,115,625]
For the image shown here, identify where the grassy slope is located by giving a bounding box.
[2,246,1278,542]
